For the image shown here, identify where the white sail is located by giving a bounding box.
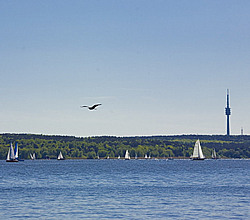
[192,141,199,158]
[57,151,64,160]
[10,143,15,160]
[197,141,205,159]
[118,155,120,159]
[125,150,130,160]
[212,149,217,159]
[145,154,148,159]
[6,147,11,161]
[14,143,18,159]
[191,139,205,160]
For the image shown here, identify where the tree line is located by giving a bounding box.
[0,133,249,160]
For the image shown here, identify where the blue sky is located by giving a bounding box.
[1,0,250,136]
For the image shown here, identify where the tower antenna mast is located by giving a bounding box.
[225,89,231,136]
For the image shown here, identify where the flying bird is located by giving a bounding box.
[80,104,102,110]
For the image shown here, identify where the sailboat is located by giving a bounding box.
[57,151,65,160]
[6,143,18,162]
[167,153,174,160]
[190,139,205,160]
[125,150,130,160]
[30,153,36,160]
[118,155,121,159]
[211,148,218,159]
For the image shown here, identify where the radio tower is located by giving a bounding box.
[225,89,231,136]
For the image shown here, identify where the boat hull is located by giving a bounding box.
[6,159,19,162]
[190,158,205,160]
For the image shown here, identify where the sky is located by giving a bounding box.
[1,0,250,137]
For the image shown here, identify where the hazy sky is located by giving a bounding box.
[1,0,250,137]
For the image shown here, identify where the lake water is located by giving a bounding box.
[0,159,249,219]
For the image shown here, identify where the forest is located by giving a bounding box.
[0,133,250,160]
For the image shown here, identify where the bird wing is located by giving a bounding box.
[81,104,102,110]
[92,104,102,108]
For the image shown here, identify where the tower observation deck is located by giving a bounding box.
[225,89,231,136]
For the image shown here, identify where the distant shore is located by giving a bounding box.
[1,133,249,160]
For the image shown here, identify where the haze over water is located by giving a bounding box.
[0,159,249,219]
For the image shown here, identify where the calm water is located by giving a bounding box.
[0,159,249,219]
